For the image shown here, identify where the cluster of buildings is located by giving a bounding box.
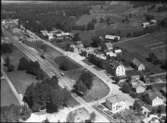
[41,28,73,41]
[67,30,166,122]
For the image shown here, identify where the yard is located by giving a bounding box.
[1,79,19,107]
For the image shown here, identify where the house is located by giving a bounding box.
[106,51,117,57]
[132,58,145,71]
[104,42,113,51]
[133,99,152,117]
[131,79,146,94]
[104,34,120,41]
[142,114,160,123]
[150,19,157,25]
[141,22,150,28]
[143,90,164,107]
[105,94,129,113]
[114,49,122,54]
[115,64,126,77]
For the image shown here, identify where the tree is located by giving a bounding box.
[144,14,154,22]
[20,105,31,121]
[17,57,29,70]
[42,118,50,123]
[79,72,93,90]
[1,43,13,54]
[90,112,96,121]
[59,62,68,71]
[72,33,80,43]
[120,82,132,93]
[73,80,88,96]
[4,56,10,67]
[24,76,72,113]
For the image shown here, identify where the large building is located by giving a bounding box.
[105,94,129,113]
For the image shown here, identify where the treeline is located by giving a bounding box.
[18,57,46,80]
[2,3,91,33]
[23,76,72,113]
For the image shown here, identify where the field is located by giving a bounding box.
[1,79,19,107]
[7,71,38,94]
[64,68,109,102]
[115,30,166,73]
[115,30,166,59]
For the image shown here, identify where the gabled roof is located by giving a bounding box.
[145,89,163,101]
[132,58,143,67]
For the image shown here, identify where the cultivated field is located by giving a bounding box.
[1,79,19,106]
[115,30,167,60]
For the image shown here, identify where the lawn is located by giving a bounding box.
[64,68,109,102]
[7,71,38,94]
[1,79,19,107]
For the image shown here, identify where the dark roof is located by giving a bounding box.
[134,99,152,111]
[126,70,141,77]
[145,89,163,101]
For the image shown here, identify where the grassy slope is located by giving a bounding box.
[1,79,19,106]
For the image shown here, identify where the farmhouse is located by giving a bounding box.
[104,34,120,41]
[132,58,145,71]
[105,94,129,113]
[115,64,126,77]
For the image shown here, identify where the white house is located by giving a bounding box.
[152,96,164,107]
[145,90,164,107]
[105,94,128,113]
[150,19,157,25]
[141,22,150,28]
[114,49,122,54]
[105,35,120,41]
[115,64,126,77]
[106,51,117,57]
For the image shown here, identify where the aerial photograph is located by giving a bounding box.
[1,0,167,122]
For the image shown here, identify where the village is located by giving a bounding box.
[1,1,167,123]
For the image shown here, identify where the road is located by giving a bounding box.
[24,28,135,117]
[3,27,110,122]
[112,33,150,45]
